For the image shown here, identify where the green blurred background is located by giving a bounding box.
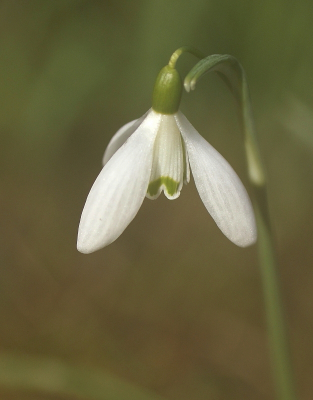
[1,1,313,399]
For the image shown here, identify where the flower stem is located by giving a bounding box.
[184,54,298,400]
[168,46,205,69]
[255,193,297,400]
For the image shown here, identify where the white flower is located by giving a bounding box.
[77,108,257,253]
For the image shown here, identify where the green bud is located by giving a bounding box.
[152,65,182,114]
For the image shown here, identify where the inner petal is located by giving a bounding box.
[146,114,185,200]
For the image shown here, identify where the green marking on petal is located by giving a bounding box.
[147,176,179,197]
[181,135,188,183]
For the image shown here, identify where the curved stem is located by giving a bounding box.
[185,55,265,186]
[184,55,298,400]
[168,46,205,69]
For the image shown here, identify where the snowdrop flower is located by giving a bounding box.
[77,60,257,254]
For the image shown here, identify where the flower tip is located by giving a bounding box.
[77,232,104,254]
[237,235,257,248]
[233,225,257,248]
[77,240,94,254]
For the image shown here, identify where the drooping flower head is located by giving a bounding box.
[77,49,257,253]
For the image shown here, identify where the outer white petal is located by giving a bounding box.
[175,111,257,247]
[102,111,149,165]
[78,110,161,253]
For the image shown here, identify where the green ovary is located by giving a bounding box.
[147,176,179,197]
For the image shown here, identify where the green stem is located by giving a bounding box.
[184,54,298,400]
[168,46,205,69]
[255,192,297,400]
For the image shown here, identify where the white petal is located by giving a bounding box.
[175,112,257,247]
[78,111,161,253]
[102,111,149,165]
[146,114,185,200]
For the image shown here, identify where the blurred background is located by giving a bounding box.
[0,1,313,399]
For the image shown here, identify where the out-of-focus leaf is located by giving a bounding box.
[0,352,166,400]
[20,16,109,144]
[279,95,313,152]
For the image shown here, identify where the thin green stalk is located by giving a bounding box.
[168,46,205,69]
[255,191,297,400]
[184,54,298,400]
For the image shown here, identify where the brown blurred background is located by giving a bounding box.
[0,1,313,399]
